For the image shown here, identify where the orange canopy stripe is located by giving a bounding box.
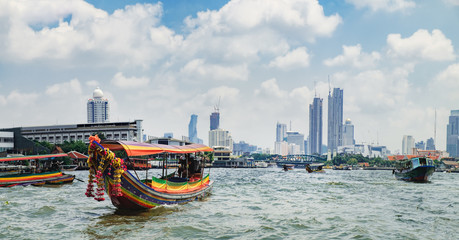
[100,140,213,156]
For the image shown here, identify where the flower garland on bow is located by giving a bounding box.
[85,135,126,201]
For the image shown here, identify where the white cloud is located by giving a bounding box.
[443,0,459,5]
[111,72,150,88]
[0,1,181,67]
[431,63,459,102]
[269,47,310,70]
[180,59,249,81]
[46,78,82,96]
[324,44,381,68]
[182,0,341,64]
[346,0,415,12]
[387,29,455,61]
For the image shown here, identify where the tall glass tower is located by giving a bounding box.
[309,97,323,155]
[188,114,198,143]
[447,110,459,157]
[210,112,220,130]
[87,87,109,123]
[276,122,287,142]
[327,88,343,153]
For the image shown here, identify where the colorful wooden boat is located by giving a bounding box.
[85,136,214,210]
[393,157,435,182]
[0,154,75,187]
[0,170,75,187]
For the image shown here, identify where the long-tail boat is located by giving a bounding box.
[393,157,435,182]
[0,153,75,187]
[85,136,214,210]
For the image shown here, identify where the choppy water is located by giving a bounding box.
[1,168,458,240]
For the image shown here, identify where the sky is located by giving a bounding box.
[0,0,458,153]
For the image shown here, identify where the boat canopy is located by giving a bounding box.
[100,140,213,157]
[0,153,68,162]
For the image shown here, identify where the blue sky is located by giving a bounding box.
[0,0,458,153]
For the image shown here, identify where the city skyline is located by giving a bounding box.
[0,0,458,152]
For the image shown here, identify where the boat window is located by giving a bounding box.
[419,158,426,166]
[411,158,420,168]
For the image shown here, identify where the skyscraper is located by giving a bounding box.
[87,87,109,123]
[426,137,436,150]
[402,135,415,155]
[309,97,323,155]
[342,118,355,146]
[327,88,343,153]
[210,112,220,130]
[276,122,287,142]
[287,131,305,154]
[188,114,198,143]
[447,110,459,157]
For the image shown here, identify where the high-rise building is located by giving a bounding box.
[426,137,436,150]
[447,110,459,157]
[286,131,304,154]
[327,88,343,153]
[342,118,355,146]
[274,141,289,156]
[209,128,233,151]
[210,112,220,130]
[402,135,415,155]
[188,114,198,143]
[415,141,425,150]
[276,122,287,142]
[87,87,109,123]
[309,97,323,155]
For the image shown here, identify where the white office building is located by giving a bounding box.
[402,135,415,155]
[209,129,233,152]
[0,131,14,152]
[87,87,110,123]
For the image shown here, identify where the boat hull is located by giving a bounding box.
[394,166,435,182]
[103,168,213,210]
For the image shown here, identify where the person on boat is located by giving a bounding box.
[305,164,313,173]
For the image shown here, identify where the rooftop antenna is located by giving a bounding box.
[434,108,437,146]
[328,75,331,95]
[314,81,317,97]
[214,96,221,113]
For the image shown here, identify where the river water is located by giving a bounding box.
[1,168,458,239]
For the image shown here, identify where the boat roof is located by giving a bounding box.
[0,153,68,162]
[67,151,88,159]
[100,140,213,156]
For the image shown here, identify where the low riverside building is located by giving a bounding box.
[1,120,143,145]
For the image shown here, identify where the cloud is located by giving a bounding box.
[443,0,459,5]
[431,63,459,102]
[387,29,455,61]
[324,44,381,68]
[180,59,249,81]
[182,0,341,64]
[269,47,310,70]
[46,78,82,96]
[111,72,150,88]
[346,0,415,12]
[0,1,181,67]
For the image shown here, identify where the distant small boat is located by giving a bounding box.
[393,157,435,182]
[62,165,78,171]
[282,164,294,171]
[306,164,325,173]
[255,161,268,168]
[0,154,75,187]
